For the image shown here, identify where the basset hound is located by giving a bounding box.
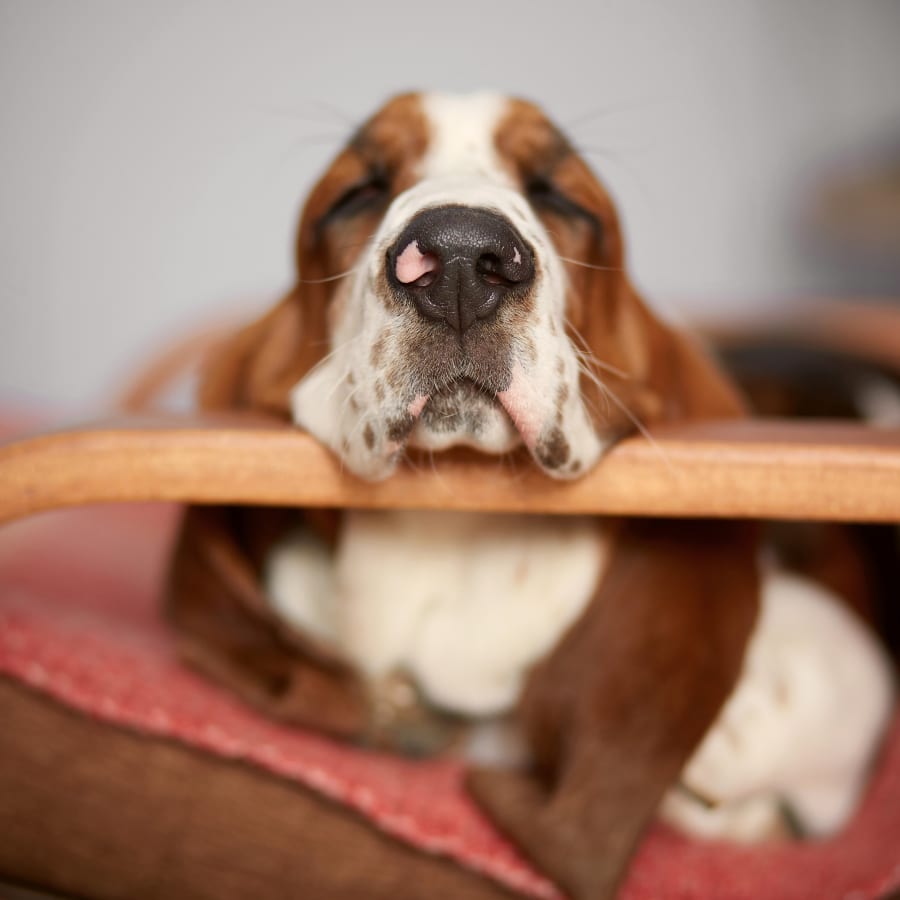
[168,92,895,899]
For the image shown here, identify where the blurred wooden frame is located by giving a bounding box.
[1,302,899,528]
[0,416,899,525]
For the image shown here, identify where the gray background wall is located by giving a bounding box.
[2,1,899,408]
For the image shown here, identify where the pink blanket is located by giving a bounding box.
[0,490,898,898]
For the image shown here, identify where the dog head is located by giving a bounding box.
[201,92,744,479]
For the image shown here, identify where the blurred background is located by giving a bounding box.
[2,0,899,409]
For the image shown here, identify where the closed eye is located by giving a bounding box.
[525,175,597,225]
[323,170,390,223]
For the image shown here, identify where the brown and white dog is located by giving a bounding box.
[168,92,894,899]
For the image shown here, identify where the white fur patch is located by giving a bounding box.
[420,92,513,183]
[266,511,607,716]
[264,528,337,644]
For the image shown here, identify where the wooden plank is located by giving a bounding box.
[1,416,899,524]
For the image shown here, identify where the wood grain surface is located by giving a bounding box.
[2,415,899,524]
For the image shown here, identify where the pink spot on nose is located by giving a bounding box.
[395,241,439,285]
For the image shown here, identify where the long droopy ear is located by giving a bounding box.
[577,269,748,426]
[168,504,368,738]
[196,291,316,416]
[467,154,760,898]
[167,150,374,737]
[469,519,760,899]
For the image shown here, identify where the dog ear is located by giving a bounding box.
[552,152,746,430]
[169,151,373,735]
[167,505,369,738]
[468,519,760,899]
[197,145,364,416]
[196,292,317,416]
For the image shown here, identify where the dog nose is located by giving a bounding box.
[387,205,535,334]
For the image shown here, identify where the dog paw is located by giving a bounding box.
[680,640,810,805]
[675,571,895,839]
[659,784,792,843]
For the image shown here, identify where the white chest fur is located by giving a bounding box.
[265,510,607,716]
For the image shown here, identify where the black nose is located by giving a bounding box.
[386,205,535,334]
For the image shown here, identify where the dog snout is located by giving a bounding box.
[386,204,535,334]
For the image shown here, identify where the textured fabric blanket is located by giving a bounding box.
[1,499,899,899]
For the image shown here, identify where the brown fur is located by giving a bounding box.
[168,93,761,899]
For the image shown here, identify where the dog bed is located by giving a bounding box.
[1,449,899,899]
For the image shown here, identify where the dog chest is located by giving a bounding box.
[266,510,608,716]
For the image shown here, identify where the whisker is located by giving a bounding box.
[595,378,676,475]
[563,96,662,132]
[573,346,630,381]
[304,99,358,126]
[572,144,655,191]
[397,446,426,478]
[299,333,364,387]
[558,256,623,273]
[575,358,611,420]
[565,328,675,473]
[427,447,452,494]
[500,447,528,485]
[276,132,348,166]
[298,266,362,285]
[560,312,619,421]
[563,315,631,381]
[333,232,379,256]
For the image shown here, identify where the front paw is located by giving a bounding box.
[679,645,804,806]
[659,782,793,843]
